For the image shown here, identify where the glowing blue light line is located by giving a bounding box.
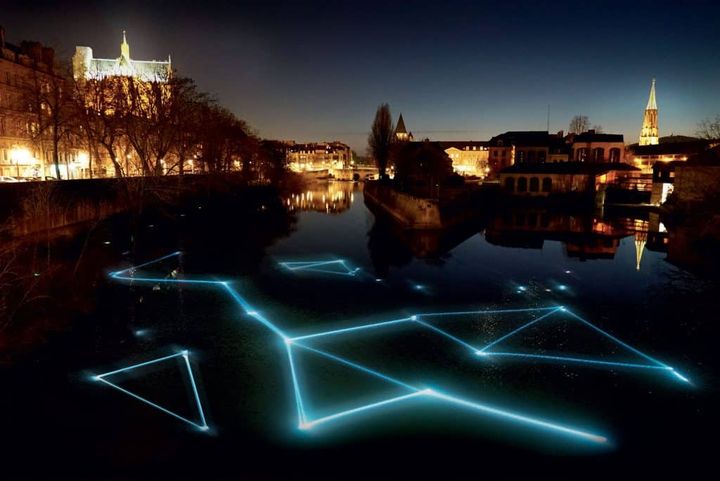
[563,310,691,384]
[281,260,345,268]
[182,352,209,429]
[563,309,668,368]
[426,389,608,444]
[95,377,207,431]
[280,259,358,276]
[671,370,691,383]
[286,344,307,424]
[94,350,209,431]
[290,317,413,342]
[105,252,690,444]
[414,319,479,353]
[477,308,562,353]
[478,352,672,371]
[418,306,559,318]
[95,352,186,379]
[295,268,356,276]
[113,276,225,285]
[220,282,287,339]
[110,251,181,277]
[301,391,427,430]
[293,343,419,392]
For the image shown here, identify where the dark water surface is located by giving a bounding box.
[0,182,717,480]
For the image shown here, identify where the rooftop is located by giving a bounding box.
[572,131,624,143]
[489,131,559,147]
[500,162,638,175]
[629,139,711,156]
[436,141,489,150]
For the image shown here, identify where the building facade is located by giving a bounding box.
[569,130,624,162]
[627,137,711,173]
[0,26,85,179]
[487,131,567,176]
[498,162,639,198]
[437,141,489,177]
[287,141,352,172]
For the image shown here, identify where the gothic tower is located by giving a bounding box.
[120,31,130,61]
[639,79,659,146]
[394,114,412,142]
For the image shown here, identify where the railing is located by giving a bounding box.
[615,175,653,192]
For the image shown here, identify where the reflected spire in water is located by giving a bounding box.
[635,232,647,271]
[633,219,649,271]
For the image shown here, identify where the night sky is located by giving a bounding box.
[4,0,720,152]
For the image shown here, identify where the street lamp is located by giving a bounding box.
[10,147,32,178]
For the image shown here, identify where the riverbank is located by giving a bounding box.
[0,176,303,361]
[363,180,495,229]
[0,173,305,242]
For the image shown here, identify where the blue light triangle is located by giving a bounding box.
[93,350,209,432]
[279,259,360,277]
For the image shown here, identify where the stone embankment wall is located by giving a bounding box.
[0,174,249,239]
[364,182,442,229]
[674,165,720,204]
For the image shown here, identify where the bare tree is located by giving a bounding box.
[22,61,75,179]
[569,115,590,134]
[122,74,219,176]
[122,74,173,175]
[72,74,128,177]
[258,140,289,184]
[71,69,264,179]
[195,104,258,175]
[697,115,720,140]
[170,87,212,175]
[368,103,395,179]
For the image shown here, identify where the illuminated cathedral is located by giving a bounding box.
[72,31,171,82]
[639,79,659,146]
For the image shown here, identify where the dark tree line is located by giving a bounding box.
[21,63,286,181]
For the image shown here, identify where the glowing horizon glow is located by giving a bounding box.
[92,350,209,432]
[100,251,693,446]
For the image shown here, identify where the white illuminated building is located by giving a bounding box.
[287,141,352,172]
[0,26,89,179]
[73,31,171,82]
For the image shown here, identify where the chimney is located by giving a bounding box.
[588,129,596,135]
[0,25,5,49]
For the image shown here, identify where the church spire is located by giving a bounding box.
[646,78,657,110]
[639,78,659,146]
[394,113,412,142]
[120,30,130,60]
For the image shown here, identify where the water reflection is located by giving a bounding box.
[366,202,668,270]
[486,209,652,263]
[284,181,355,213]
[1,179,719,479]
